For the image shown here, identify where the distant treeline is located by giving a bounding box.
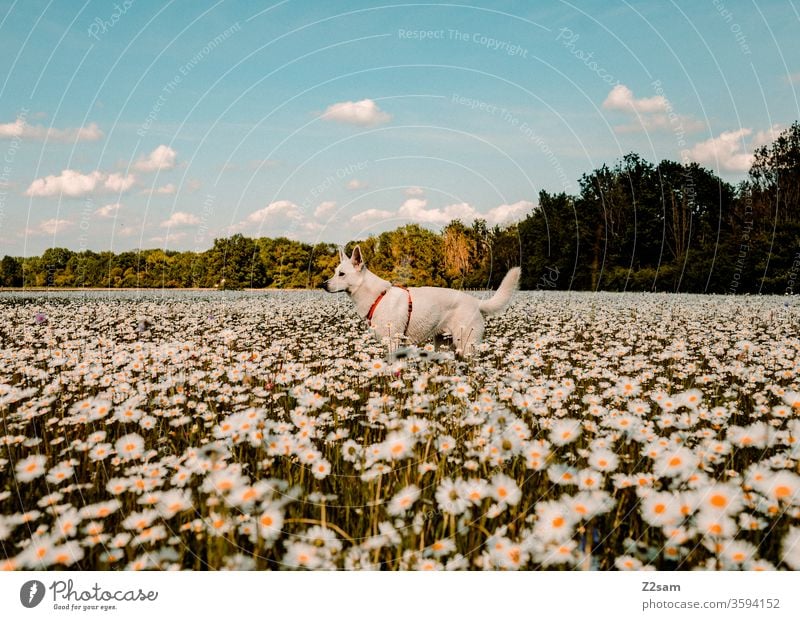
[2,123,799,293]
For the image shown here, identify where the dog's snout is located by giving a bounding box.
[319,280,329,291]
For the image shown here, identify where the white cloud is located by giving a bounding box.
[397,198,479,225]
[25,218,73,236]
[322,99,392,126]
[785,72,800,84]
[405,186,425,196]
[134,145,177,172]
[244,200,301,224]
[485,200,534,225]
[314,201,337,218]
[350,208,393,224]
[25,170,104,197]
[688,128,753,172]
[346,179,368,190]
[104,173,136,192]
[300,220,322,234]
[160,211,200,228]
[603,84,668,113]
[150,231,188,244]
[603,84,702,134]
[752,123,784,147]
[155,183,177,195]
[228,200,304,234]
[353,198,533,229]
[25,169,137,197]
[0,118,103,142]
[95,203,122,217]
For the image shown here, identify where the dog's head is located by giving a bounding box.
[321,245,365,293]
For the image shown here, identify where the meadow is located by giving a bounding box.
[1,290,799,570]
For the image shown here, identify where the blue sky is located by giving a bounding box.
[0,0,798,256]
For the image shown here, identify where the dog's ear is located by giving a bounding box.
[338,246,347,263]
[351,245,364,271]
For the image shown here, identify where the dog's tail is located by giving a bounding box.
[479,267,521,316]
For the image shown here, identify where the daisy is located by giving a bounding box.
[451,382,472,399]
[437,435,456,453]
[426,538,456,558]
[534,500,576,543]
[51,541,84,567]
[588,448,619,472]
[695,511,737,538]
[435,478,470,515]
[698,483,744,516]
[727,422,770,449]
[490,473,521,506]
[340,440,361,462]
[747,559,776,571]
[567,491,612,520]
[113,401,143,423]
[781,527,800,570]
[640,491,682,527]
[538,540,578,567]
[653,446,699,479]
[15,454,47,482]
[79,500,121,520]
[720,539,757,567]
[415,558,444,570]
[114,432,145,460]
[45,461,75,485]
[577,469,604,491]
[615,555,644,570]
[493,542,528,570]
[753,471,800,505]
[157,489,193,519]
[37,493,62,509]
[680,388,703,409]
[19,534,57,568]
[257,506,284,540]
[303,525,343,553]
[459,478,489,505]
[283,542,323,569]
[122,510,158,531]
[615,377,641,398]
[548,464,578,486]
[550,418,582,446]
[88,443,112,461]
[387,485,421,516]
[311,459,331,480]
[781,390,800,410]
[53,509,82,539]
[381,431,415,461]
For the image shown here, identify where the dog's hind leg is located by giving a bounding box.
[449,323,479,358]
[454,320,484,358]
[434,332,452,352]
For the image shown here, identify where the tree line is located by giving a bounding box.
[2,122,799,293]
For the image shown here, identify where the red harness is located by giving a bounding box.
[366,285,413,336]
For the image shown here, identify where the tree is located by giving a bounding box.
[518,191,576,289]
[750,121,800,223]
[8,126,800,293]
[40,247,74,287]
[442,220,474,286]
[208,234,265,289]
[0,255,23,287]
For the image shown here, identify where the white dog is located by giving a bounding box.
[321,246,520,356]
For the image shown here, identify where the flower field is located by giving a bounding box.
[1,290,799,571]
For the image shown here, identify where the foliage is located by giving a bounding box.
[3,124,800,293]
